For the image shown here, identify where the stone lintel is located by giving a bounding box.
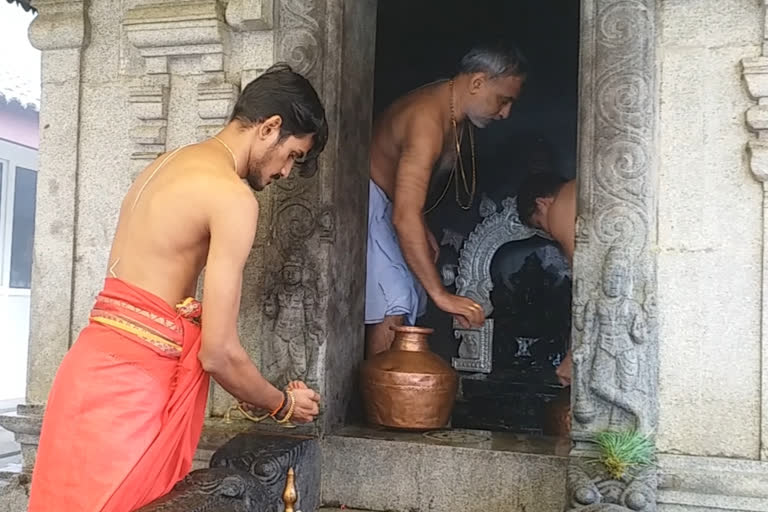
[123,0,230,74]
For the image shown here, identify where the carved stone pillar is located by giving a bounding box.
[568,0,660,510]
[242,0,377,431]
[741,0,768,463]
[24,0,89,406]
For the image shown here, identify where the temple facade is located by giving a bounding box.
[1,1,767,511]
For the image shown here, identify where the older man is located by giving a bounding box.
[365,42,528,357]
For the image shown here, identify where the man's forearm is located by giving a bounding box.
[394,215,445,300]
[204,345,284,411]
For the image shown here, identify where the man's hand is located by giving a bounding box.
[285,381,320,423]
[556,350,572,387]
[426,228,440,264]
[435,293,484,328]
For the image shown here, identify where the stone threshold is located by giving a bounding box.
[320,425,569,512]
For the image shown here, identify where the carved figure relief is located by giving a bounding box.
[572,249,655,434]
[263,250,324,389]
[260,0,328,393]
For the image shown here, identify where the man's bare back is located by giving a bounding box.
[546,180,576,264]
[107,142,253,308]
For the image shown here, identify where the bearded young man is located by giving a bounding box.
[28,64,328,512]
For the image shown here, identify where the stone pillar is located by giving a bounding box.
[742,0,768,463]
[226,0,377,431]
[567,0,660,510]
[24,0,88,406]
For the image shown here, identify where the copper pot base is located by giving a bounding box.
[361,326,458,430]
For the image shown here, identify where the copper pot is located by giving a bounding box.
[360,326,458,430]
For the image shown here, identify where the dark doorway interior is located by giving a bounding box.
[371,0,580,434]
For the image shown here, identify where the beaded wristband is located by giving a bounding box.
[275,390,296,424]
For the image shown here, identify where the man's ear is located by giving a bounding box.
[259,115,283,140]
[469,72,487,94]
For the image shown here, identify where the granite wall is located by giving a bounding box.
[656,0,764,460]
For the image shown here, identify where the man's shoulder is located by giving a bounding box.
[197,176,258,218]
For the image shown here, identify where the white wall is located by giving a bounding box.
[656,0,763,459]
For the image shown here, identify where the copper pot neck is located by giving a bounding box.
[390,326,433,352]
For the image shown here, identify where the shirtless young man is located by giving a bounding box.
[28,64,328,512]
[365,43,528,357]
[516,173,576,386]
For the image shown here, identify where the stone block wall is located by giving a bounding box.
[656,0,764,460]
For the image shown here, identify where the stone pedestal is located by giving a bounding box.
[138,433,319,512]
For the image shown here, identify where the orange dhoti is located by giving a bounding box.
[28,278,210,512]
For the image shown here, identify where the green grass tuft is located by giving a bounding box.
[594,430,655,480]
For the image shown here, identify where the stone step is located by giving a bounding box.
[320,426,569,512]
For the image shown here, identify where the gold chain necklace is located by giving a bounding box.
[213,135,238,175]
[424,79,478,213]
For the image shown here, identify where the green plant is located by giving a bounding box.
[594,430,654,480]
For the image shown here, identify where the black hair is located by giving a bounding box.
[516,173,566,227]
[230,63,328,177]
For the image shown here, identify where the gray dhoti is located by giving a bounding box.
[365,180,427,326]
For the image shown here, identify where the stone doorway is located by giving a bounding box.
[331,0,660,508]
[368,0,580,435]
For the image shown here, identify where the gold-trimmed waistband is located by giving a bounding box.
[91,315,182,357]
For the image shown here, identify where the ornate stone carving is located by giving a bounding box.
[138,434,319,512]
[568,458,657,512]
[570,0,659,509]
[450,196,539,373]
[572,0,659,436]
[572,249,656,434]
[453,320,494,373]
[263,250,325,389]
[123,1,230,74]
[128,84,169,161]
[226,0,274,31]
[440,228,466,253]
[259,0,327,396]
[741,1,768,461]
[210,434,320,512]
[454,197,539,316]
[277,0,322,79]
[136,468,271,512]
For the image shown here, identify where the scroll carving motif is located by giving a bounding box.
[570,0,659,509]
[277,0,322,78]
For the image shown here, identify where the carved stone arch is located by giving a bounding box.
[454,196,542,316]
[451,196,543,373]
